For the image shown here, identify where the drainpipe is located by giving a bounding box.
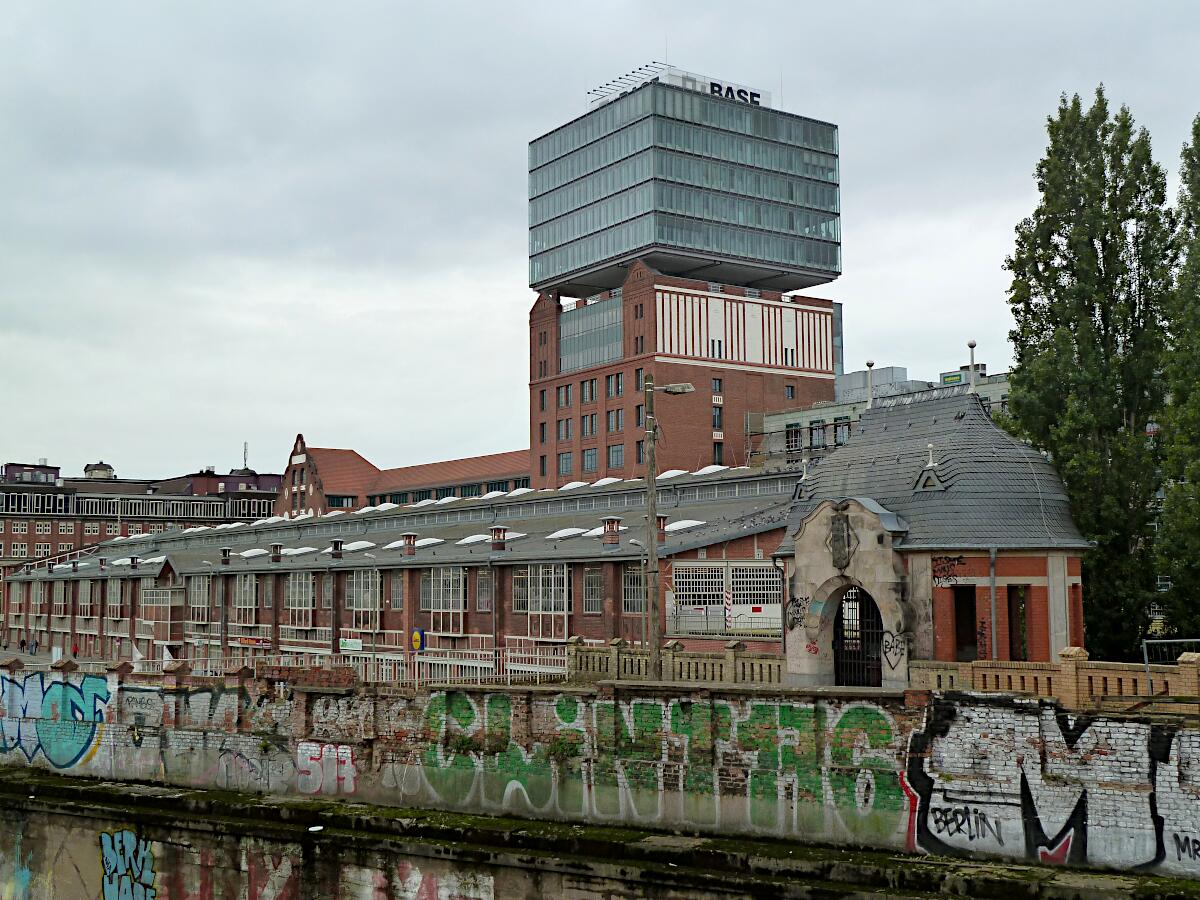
[989,547,998,660]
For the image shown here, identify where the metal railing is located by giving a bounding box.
[667,607,782,638]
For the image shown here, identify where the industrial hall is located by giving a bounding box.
[3,387,1087,688]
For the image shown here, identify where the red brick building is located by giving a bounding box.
[276,434,530,516]
[529,262,839,487]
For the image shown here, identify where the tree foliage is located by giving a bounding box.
[1004,87,1176,660]
[1159,115,1200,638]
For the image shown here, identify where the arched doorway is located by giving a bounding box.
[833,586,884,687]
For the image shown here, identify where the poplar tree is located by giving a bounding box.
[1004,87,1175,661]
[1159,115,1200,637]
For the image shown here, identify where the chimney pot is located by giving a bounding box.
[71,561,78,573]
[656,514,668,544]
[270,543,283,563]
[489,525,507,552]
[331,538,344,560]
[601,516,622,546]
[98,557,107,572]
[401,532,418,556]
[129,555,139,571]
[220,547,232,566]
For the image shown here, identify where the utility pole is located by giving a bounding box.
[644,374,661,680]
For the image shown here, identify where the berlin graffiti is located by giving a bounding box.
[3,673,1200,877]
[785,595,809,631]
[881,632,906,670]
[930,555,965,586]
[1,673,110,768]
[101,829,156,900]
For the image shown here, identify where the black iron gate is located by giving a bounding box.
[834,586,884,687]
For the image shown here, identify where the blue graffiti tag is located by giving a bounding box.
[1,674,110,768]
[100,830,156,900]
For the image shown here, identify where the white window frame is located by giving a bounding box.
[232,574,257,625]
[78,580,93,617]
[285,572,314,628]
[58,522,73,535]
[622,564,645,614]
[345,569,381,632]
[420,567,467,612]
[188,575,211,624]
[476,569,492,612]
[84,523,100,535]
[584,566,602,614]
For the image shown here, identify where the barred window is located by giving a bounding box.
[673,565,725,606]
[420,567,467,612]
[232,574,258,625]
[188,575,210,623]
[390,573,404,610]
[346,569,381,631]
[584,566,603,614]
[731,566,782,606]
[512,563,571,613]
[622,564,646,614]
[285,572,314,628]
[476,569,492,612]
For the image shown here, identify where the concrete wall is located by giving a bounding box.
[2,669,1199,879]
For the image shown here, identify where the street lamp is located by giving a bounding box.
[643,375,694,680]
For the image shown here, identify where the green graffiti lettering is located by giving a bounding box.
[828,705,904,841]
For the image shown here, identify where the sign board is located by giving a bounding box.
[591,66,772,110]
[339,637,363,652]
[410,627,426,653]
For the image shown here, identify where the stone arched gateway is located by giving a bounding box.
[784,498,912,689]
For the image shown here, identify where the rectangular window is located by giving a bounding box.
[622,565,646,614]
[582,448,598,472]
[284,572,314,628]
[78,580,93,617]
[52,580,67,617]
[477,569,492,612]
[84,523,100,535]
[11,543,27,557]
[731,565,782,606]
[786,384,795,400]
[712,406,723,429]
[106,523,120,536]
[128,525,142,535]
[35,522,51,535]
[713,442,724,465]
[635,368,644,391]
[636,440,645,465]
[606,372,624,397]
[1007,584,1029,662]
[953,585,978,662]
[58,522,73,535]
[106,578,122,617]
[539,422,546,444]
[322,574,333,608]
[809,420,826,449]
[607,408,624,432]
[673,565,725,605]
[581,413,596,437]
[607,444,625,468]
[712,377,723,394]
[834,416,851,446]
[557,452,573,476]
[581,378,597,404]
[539,389,546,412]
[709,338,724,359]
[557,418,573,440]
[390,573,404,610]
[12,522,28,534]
[345,569,381,631]
[57,543,73,552]
[539,455,547,477]
[512,563,571,613]
[584,566,603,614]
[232,574,258,625]
[557,384,573,407]
[34,543,51,557]
[635,404,644,428]
[419,566,467,611]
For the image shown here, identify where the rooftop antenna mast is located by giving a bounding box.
[243,441,248,469]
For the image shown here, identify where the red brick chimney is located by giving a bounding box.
[490,525,508,552]
[656,514,668,544]
[331,539,344,560]
[401,533,418,556]
[602,517,622,546]
[270,543,283,564]
[220,547,232,566]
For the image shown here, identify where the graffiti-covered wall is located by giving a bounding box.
[1,670,1199,878]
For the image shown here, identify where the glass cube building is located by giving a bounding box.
[529,74,840,296]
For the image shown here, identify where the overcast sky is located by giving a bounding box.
[2,1,1198,478]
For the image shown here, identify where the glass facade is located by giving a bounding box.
[529,80,840,293]
[557,295,623,374]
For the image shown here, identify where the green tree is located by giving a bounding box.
[1159,115,1200,637]
[1004,87,1176,660]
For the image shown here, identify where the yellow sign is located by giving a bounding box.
[410,627,426,652]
